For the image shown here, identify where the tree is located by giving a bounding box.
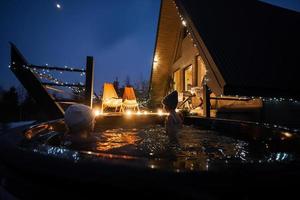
[0,87,19,122]
[71,83,85,102]
[124,75,131,87]
[132,74,150,108]
[113,77,120,96]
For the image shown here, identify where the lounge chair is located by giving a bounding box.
[101,83,123,112]
[122,87,139,112]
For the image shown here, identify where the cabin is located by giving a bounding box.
[149,0,300,127]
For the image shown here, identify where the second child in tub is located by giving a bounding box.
[162,90,183,145]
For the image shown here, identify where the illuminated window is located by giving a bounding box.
[197,56,206,86]
[173,70,181,91]
[184,65,193,91]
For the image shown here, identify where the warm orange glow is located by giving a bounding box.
[143,111,148,115]
[282,132,293,138]
[123,87,137,100]
[96,131,140,151]
[157,109,163,116]
[137,111,142,115]
[102,83,123,111]
[126,110,132,116]
[153,55,159,69]
[93,108,102,116]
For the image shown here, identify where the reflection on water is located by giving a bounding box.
[90,125,296,171]
[33,145,81,162]
[29,125,297,172]
[96,129,142,153]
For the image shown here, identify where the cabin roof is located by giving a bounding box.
[177,0,300,98]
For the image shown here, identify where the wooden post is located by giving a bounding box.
[203,84,210,118]
[85,56,94,108]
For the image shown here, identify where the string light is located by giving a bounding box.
[126,110,132,116]
[12,63,87,95]
[157,109,166,116]
[171,0,299,104]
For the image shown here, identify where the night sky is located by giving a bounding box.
[1,0,300,93]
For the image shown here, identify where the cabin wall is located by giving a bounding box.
[149,0,182,107]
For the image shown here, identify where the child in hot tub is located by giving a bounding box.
[63,104,97,151]
[162,91,183,146]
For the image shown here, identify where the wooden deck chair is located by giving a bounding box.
[122,87,139,112]
[102,83,123,112]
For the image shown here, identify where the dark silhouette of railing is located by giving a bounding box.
[9,42,94,120]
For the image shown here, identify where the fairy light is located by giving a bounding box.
[126,110,132,116]
[17,63,87,95]
[281,132,293,138]
[157,109,163,116]
[171,1,300,104]
[93,108,102,117]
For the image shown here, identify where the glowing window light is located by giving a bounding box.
[137,111,142,115]
[143,111,148,115]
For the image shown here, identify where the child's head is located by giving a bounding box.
[64,104,95,135]
[162,90,178,112]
